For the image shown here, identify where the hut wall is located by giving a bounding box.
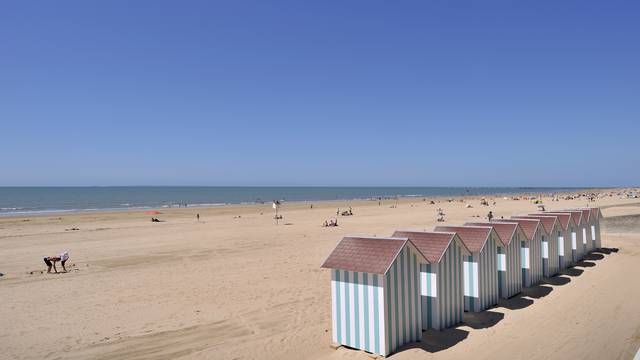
[384,245,422,355]
[498,234,522,298]
[464,235,498,312]
[420,241,464,330]
[331,269,387,355]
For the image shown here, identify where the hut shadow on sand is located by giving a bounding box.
[498,294,534,310]
[562,267,584,277]
[521,284,553,299]
[463,310,504,329]
[582,253,604,261]
[403,327,469,353]
[544,275,571,286]
[593,247,618,255]
[574,260,596,268]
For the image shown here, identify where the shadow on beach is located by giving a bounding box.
[463,310,504,329]
[544,275,571,286]
[403,327,469,353]
[562,267,584,277]
[583,253,604,261]
[499,294,534,311]
[574,260,596,268]
[521,284,553,299]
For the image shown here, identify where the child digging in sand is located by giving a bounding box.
[43,251,69,274]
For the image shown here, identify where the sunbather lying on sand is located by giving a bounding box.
[43,251,69,273]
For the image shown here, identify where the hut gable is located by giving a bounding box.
[433,226,500,254]
[321,236,420,274]
[513,215,557,235]
[495,218,540,241]
[578,209,592,222]
[392,231,470,263]
[533,213,571,231]
[558,210,584,226]
[464,222,519,246]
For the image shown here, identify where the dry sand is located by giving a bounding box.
[1,192,639,360]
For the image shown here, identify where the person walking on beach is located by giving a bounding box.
[487,211,494,221]
[44,251,69,273]
[196,213,200,221]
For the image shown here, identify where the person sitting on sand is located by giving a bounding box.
[44,251,69,274]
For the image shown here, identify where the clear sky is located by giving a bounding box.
[1,1,639,187]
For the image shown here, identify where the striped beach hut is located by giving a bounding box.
[557,210,586,262]
[433,226,501,312]
[576,208,595,253]
[392,231,471,331]
[579,207,603,250]
[321,236,428,356]
[465,222,524,299]
[590,208,603,249]
[532,212,576,269]
[494,218,544,287]
[513,215,560,278]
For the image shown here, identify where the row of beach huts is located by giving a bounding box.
[321,207,603,357]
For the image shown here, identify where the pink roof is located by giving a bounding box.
[464,222,518,246]
[531,212,571,230]
[494,218,539,241]
[512,215,557,235]
[433,225,497,253]
[578,208,592,222]
[557,210,583,226]
[392,231,470,263]
[321,236,421,274]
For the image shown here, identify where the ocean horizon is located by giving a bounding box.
[0,186,602,216]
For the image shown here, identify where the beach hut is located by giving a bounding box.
[465,222,524,299]
[433,226,501,312]
[556,210,586,262]
[576,208,595,254]
[512,215,560,278]
[590,208,603,249]
[493,218,544,287]
[321,236,428,356]
[531,212,576,269]
[392,231,471,331]
[579,207,603,250]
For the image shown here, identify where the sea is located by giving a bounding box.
[0,186,595,216]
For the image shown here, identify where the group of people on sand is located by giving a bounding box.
[323,218,339,227]
[43,251,69,274]
[337,207,354,216]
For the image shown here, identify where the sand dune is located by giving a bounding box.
[1,194,639,360]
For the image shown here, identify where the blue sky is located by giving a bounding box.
[1,1,639,187]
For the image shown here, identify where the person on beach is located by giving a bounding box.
[196,213,200,221]
[487,211,494,221]
[44,251,69,274]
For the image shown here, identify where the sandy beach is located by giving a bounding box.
[1,191,639,360]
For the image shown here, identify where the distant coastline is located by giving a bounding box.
[0,186,609,217]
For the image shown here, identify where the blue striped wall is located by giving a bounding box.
[385,245,423,355]
[331,270,386,355]
[529,229,543,286]
[542,225,560,277]
[464,234,499,312]
[420,239,464,330]
[498,231,522,299]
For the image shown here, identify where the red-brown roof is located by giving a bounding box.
[321,236,419,274]
[493,218,539,241]
[578,208,592,222]
[591,207,603,220]
[433,226,496,253]
[512,215,556,235]
[557,210,583,226]
[392,231,470,263]
[464,222,518,246]
[532,213,571,230]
